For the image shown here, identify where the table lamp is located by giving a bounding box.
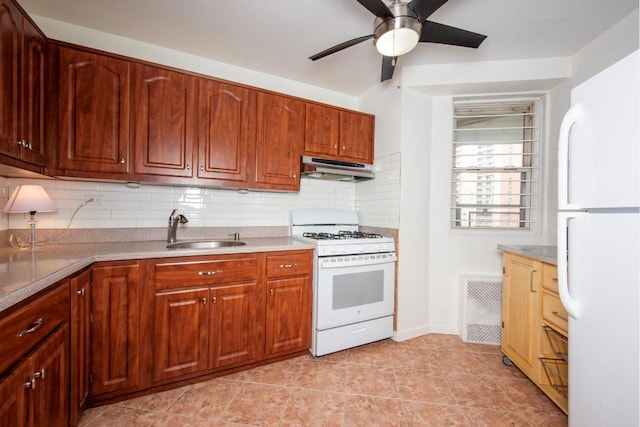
[3,185,57,247]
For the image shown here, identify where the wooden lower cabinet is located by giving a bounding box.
[0,281,70,426]
[70,268,91,425]
[210,281,263,369]
[90,261,141,397]
[152,288,210,382]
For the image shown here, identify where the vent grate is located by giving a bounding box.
[463,278,502,345]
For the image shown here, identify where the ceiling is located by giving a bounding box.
[19,0,639,96]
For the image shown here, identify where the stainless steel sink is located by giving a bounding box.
[166,240,246,249]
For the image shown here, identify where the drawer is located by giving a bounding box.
[542,263,558,293]
[0,282,70,374]
[266,251,313,279]
[153,255,258,289]
[542,290,568,334]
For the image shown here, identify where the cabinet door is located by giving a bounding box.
[0,358,29,427]
[152,288,209,383]
[502,253,540,380]
[32,325,69,427]
[91,263,140,396]
[304,103,339,157]
[339,111,374,163]
[58,47,131,173]
[255,92,303,190]
[265,276,312,356]
[18,16,45,166]
[198,80,255,183]
[0,0,20,160]
[132,64,196,177]
[70,269,91,425]
[210,282,262,369]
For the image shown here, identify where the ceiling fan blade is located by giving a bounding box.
[408,0,448,22]
[419,21,487,48]
[356,0,394,18]
[381,56,397,82]
[309,35,374,61]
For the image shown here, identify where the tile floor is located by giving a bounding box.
[79,334,568,426]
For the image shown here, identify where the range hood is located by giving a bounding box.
[301,156,374,182]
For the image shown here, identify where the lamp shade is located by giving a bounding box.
[3,185,57,213]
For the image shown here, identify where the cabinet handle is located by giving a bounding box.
[342,145,346,150]
[34,368,45,380]
[334,144,338,149]
[293,173,297,178]
[200,165,204,171]
[529,270,537,293]
[198,270,223,276]
[24,378,36,390]
[76,288,85,296]
[202,297,207,305]
[18,317,44,338]
[186,164,191,170]
[269,289,274,296]
[212,297,217,304]
[552,311,568,322]
[120,158,125,164]
[26,141,32,150]
[279,263,298,269]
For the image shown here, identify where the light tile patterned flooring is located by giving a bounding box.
[79,334,568,426]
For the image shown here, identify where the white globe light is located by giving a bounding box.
[375,27,420,57]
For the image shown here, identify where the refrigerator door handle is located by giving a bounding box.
[558,103,585,211]
[557,211,582,319]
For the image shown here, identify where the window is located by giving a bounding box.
[451,95,543,230]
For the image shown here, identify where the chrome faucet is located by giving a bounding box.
[167,209,188,243]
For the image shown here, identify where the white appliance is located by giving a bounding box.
[557,49,639,426]
[290,208,396,356]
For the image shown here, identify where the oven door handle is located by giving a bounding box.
[319,254,397,269]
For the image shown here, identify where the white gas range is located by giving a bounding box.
[290,209,396,356]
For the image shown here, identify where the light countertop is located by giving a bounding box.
[0,237,314,313]
[497,244,557,265]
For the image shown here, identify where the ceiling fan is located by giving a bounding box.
[309,0,487,82]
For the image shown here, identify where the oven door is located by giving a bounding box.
[315,253,396,331]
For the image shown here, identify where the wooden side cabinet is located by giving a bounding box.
[265,251,312,357]
[501,252,541,381]
[90,261,141,397]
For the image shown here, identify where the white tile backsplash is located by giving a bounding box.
[3,154,401,232]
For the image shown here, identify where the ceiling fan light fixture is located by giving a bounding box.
[373,14,421,57]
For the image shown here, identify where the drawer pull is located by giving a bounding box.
[24,378,36,390]
[198,270,223,276]
[552,311,568,322]
[212,297,217,304]
[34,368,45,380]
[18,317,44,338]
[76,288,85,296]
[279,264,298,269]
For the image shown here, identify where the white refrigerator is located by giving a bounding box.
[557,49,639,426]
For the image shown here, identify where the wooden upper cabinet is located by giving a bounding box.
[255,92,304,191]
[339,110,373,163]
[0,0,21,160]
[304,103,374,164]
[304,103,339,157]
[132,64,196,177]
[19,16,45,166]
[0,0,45,167]
[58,47,131,173]
[198,80,256,183]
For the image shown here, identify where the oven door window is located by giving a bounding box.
[333,271,384,309]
